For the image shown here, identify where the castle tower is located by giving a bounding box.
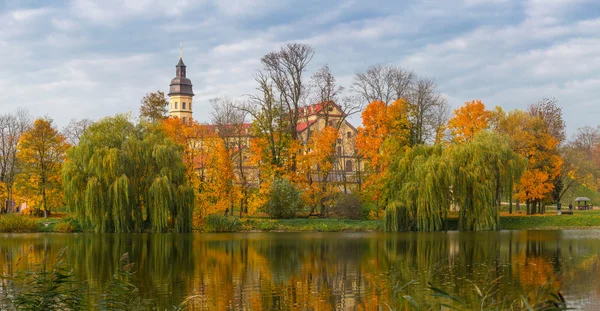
[168,50,194,122]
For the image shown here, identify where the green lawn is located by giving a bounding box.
[241,218,383,232]
[499,209,600,230]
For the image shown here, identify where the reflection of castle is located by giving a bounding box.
[166,55,363,189]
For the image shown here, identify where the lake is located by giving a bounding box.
[1,231,600,310]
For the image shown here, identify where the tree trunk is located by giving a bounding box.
[509,190,513,214]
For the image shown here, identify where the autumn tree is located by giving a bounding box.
[241,72,289,173]
[63,115,193,232]
[356,99,411,214]
[408,78,449,144]
[296,126,339,216]
[161,117,235,223]
[261,43,314,143]
[308,65,362,193]
[196,134,237,218]
[352,64,414,105]
[161,116,237,221]
[352,65,448,144]
[568,126,600,192]
[62,118,94,146]
[16,117,69,218]
[494,109,562,214]
[139,91,169,122]
[211,97,250,216]
[554,126,600,201]
[528,98,566,144]
[447,100,492,143]
[0,109,31,213]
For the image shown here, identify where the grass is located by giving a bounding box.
[241,217,383,232]
[4,209,600,233]
[500,209,600,230]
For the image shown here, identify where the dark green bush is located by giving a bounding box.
[205,215,242,232]
[264,178,302,219]
[332,193,362,219]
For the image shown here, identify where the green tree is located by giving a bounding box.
[384,144,451,232]
[62,114,193,232]
[139,91,169,122]
[384,132,525,232]
[450,131,526,230]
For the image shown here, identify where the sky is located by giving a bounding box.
[1,0,599,136]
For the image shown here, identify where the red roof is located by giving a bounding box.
[296,119,317,133]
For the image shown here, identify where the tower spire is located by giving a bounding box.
[180,42,182,59]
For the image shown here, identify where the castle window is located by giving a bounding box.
[182,117,186,123]
[337,146,341,155]
[175,102,178,109]
[328,121,333,127]
[347,131,351,138]
[337,138,341,144]
[189,103,192,110]
[346,160,353,172]
[183,102,186,109]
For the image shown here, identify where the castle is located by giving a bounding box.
[166,55,363,188]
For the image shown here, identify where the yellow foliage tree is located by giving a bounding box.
[197,134,237,218]
[247,137,272,215]
[296,126,339,216]
[16,118,69,218]
[447,100,492,143]
[161,118,236,224]
[495,109,562,214]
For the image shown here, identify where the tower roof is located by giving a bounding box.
[169,57,194,97]
[176,58,185,68]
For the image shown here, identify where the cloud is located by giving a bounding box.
[0,0,598,136]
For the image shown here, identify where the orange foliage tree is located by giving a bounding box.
[494,109,562,214]
[356,99,411,214]
[161,118,236,224]
[296,126,339,216]
[16,118,69,217]
[447,100,492,143]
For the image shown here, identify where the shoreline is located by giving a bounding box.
[4,211,600,233]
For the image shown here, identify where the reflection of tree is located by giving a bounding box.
[2,232,600,310]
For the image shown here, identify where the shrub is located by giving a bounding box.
[0,214,38,232]
[331,193,362,219]
[205,215,242,232]
[264,178,302,219]
[54,222,76,233]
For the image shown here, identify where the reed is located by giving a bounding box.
[0,214,38,233]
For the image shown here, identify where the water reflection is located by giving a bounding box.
[1,231,600,310]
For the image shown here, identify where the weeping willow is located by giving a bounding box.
[450,131,526,231]
[62,115,194,233]
[384,132,525,232]
[384,145,452,231]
